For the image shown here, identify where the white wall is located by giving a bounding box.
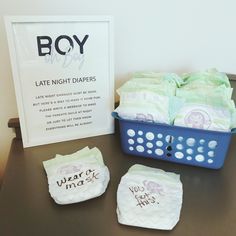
[1,0,236,178]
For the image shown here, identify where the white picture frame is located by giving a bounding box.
[5,16,114,147]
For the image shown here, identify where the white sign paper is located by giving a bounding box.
[5,16,114,147]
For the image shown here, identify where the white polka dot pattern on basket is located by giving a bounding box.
[155,149,164,156]
[186,138,195,147]
[197,147,204,153]
[128,139,134,145]
[186,148,193,155]
[208,151,214,158]
[136,145,145,152]
[186,156,192,161]
[195,154,204,162]
[176,144,183,150]
[156,141,163,147]
[146,132,155,140]
[138,130,143,135]
[137,137,144,144]
[199,139,205,145]
[208,159,214,164]
[125,128,218,166]
[127,129,135,137]
[146,142,153,148]
[147,150,152,154]
[208,140,217,149]
[175,152,184,159]
[178,136,184,142]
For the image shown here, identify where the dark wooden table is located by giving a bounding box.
[1,79,236,236]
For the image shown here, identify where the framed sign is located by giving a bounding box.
[5,16,114,147]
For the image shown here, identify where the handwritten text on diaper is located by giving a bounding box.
[56,168,99,189]
[129,185,159,208]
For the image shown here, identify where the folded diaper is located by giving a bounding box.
[115,69,236,132]
[117,164,183,230]
[174,99,236,132]
[115,72,184,124]
[181,68,231,88]
[132,71,184,89]
[175,69,236,131]
[43,147,110,205]
[115,91,171,123]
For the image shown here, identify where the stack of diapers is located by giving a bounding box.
[43,147,110,205]
[117,164,183,230]
[174,69,236,132]
[115,72,184,124]
[115,69,236,132]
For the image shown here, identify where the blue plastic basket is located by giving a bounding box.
[112,112,236,169]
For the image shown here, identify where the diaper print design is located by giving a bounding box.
[136,113,154,122]
[184,109,211,129]
[57,164,82,175]
[143,180,164,196]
